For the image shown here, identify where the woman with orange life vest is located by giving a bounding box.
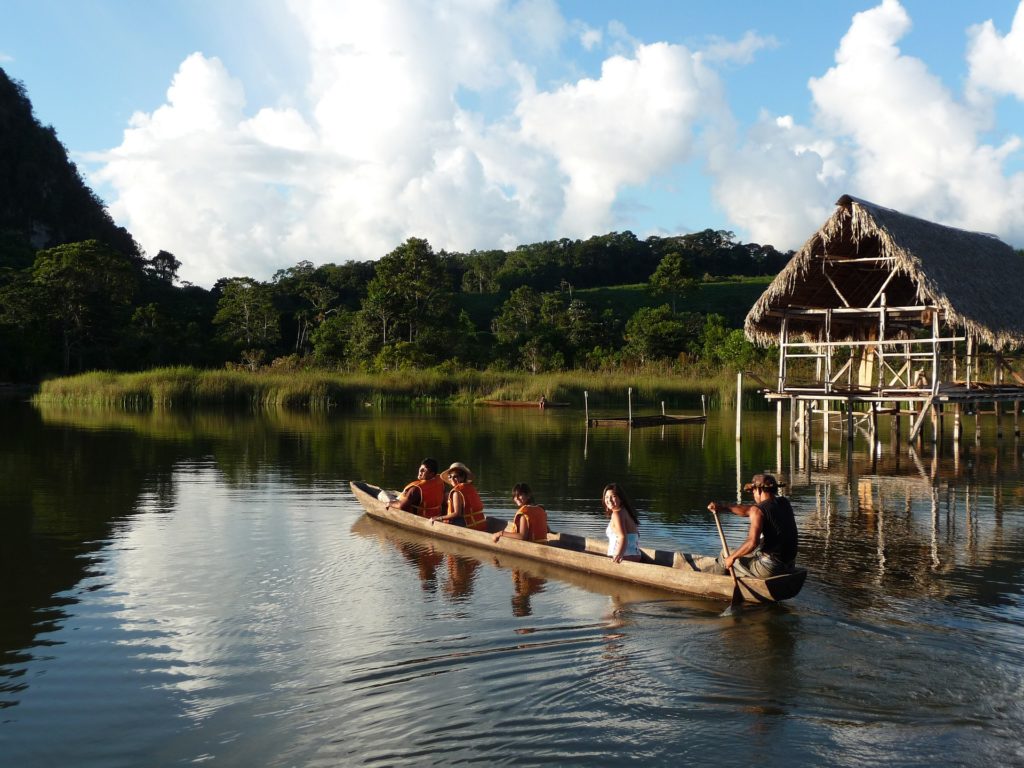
[493,483,549,543]
[434,462,488,531]
[387,457,446,518]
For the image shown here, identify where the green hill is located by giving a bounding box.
[455,276,771,331]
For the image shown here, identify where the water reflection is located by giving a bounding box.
[4,400,1024,765]
[510,569,546,617]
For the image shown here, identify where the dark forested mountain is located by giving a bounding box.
[0,67,139,262]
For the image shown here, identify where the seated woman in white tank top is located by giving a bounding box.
[602,483,641,563]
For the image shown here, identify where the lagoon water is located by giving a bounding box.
[2,395,1024,766]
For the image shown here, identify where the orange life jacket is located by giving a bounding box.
[403,476,445,518]
[513,504,549,541]
[449,482,487,531]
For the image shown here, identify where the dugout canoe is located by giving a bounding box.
[480,400,570,408]
[349,481,807,604]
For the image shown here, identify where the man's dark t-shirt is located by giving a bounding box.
[757,495,798,564]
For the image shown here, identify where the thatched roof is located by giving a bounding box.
[745,195,1024,350]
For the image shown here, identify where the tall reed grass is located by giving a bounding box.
[33,364,769,411]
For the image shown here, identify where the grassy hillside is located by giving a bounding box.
[455,276,772,329]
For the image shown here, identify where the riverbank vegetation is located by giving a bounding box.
[34,365,759,411]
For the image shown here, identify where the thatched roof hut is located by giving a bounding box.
[745,195,1024,351]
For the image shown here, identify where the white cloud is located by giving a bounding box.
[91,0,723,286]
[967,2,1024,101]
[90,0,1024,287]
[517,41,722,237]
[710,0,1024,251]
[700,31,779,65]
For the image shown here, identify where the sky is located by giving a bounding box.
[3,0,1024,287]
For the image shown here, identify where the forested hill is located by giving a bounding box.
[0,70,790,383]
[0,66,139,265]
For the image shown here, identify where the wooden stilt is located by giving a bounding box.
[953,404,961,443]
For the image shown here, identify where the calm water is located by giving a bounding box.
[2,396,1024,766]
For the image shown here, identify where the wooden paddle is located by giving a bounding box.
[710,507,743,610]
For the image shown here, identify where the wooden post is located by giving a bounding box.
[966,334,974,388]
[628,387,633,427]
[997,400,1003,439]
[584,390,590,426]
[869,402,878,446]
[701,394,707,417]
[789,396,797,443]
[823,401,830,468]
[953,404,961,443]
[930,402,939,444]
[1015,401,1020,439]
[892,401,901,443]
[846,399,854,444]
[661,400,666,416]
[736,371,743,441]
[776,400,783,438]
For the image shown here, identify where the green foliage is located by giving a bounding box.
[31,240,137,372]
[648,250,696,312]
[213,277,281,353]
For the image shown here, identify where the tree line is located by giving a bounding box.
[0,229,790,382]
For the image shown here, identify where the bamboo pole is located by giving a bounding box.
[735,371,743,441]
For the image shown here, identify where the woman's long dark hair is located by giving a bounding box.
[602,483,639,526]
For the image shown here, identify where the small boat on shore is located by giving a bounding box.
[349,481,807,604]
[480,400,570,408]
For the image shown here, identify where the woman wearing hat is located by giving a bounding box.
[434,462,488,531]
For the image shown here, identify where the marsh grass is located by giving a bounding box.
[34,365,766,411]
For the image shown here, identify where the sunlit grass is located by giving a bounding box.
[34,364,771,411]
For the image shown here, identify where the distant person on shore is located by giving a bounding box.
[386,458,445,519]
[434,462,488,531]
[603,483,641,563]
[493,483,549,543]
[538,394,547,409]
[706,473,798,577]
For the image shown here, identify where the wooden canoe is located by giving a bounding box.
[480,400,570,408]
[349,481,807,604]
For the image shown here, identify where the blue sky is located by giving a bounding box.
[3,0,1024,286]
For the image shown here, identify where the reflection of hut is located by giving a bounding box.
[746,195,1024,442]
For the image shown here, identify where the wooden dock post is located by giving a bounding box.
[953,404,962,442]
[584,390,590,426]
[736,371,743,441]
[996,401,1003,439]
[846,399,854,444]
[628,387,633,427]
[701,395,707,417]
[661,401,666,416]
[789,396,797,443]
[776,400,783,438]
[1015,401,1020,438]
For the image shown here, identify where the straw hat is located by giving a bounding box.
[742,473,783,493]
[442,462,475,484]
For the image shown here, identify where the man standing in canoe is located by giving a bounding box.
[434,462,488,531]
[387,458,446,519]
[706,473,798,577]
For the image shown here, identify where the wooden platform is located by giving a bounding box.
[587,414,706,428]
